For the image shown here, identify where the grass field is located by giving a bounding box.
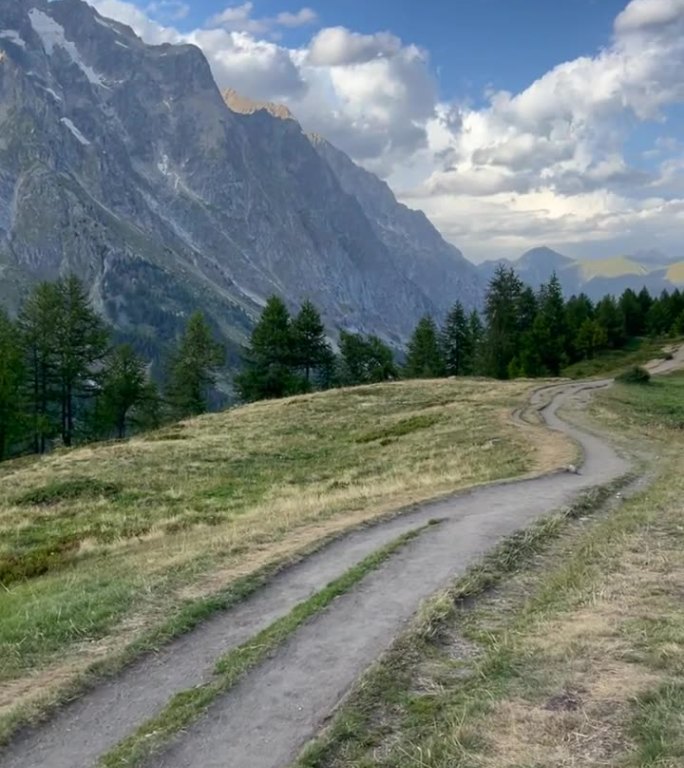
[562,337,678,379]
[0,378,570,737]
[296,372,684,768]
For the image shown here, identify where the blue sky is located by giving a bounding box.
[92,0,684,261]
[173,0,626,100]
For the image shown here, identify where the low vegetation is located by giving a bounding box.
[295,372,684,768]
[0,377,571,738]
[562,335,675,379]
[616,365,651,385]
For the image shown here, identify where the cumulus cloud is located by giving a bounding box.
[307,27,402,66]
[614,0,684,33]
[208,2,318,35]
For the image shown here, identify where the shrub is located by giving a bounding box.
[616,366,651,385]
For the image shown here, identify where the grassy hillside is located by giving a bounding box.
[0,378,571,736]
[576,256,649,280]
[562,337,680,379]
[666,261,684,284]
[297,373,684,768]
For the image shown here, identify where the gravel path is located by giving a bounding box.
[150,379,630,768]
[1,380,631,768]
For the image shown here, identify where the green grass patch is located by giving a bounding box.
[14,478,122,507]
[562,337,676,379]
[630,683,684,766]
[98,523,435,768]
[355,414,441,444]
[602,370,684,429]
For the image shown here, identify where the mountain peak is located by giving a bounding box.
[223,88,296,121]
[518,246,573,268]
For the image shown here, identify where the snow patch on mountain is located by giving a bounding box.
[0,29,26,49]
[28,9,108,88]
[60,117,91,146]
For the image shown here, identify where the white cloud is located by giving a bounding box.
[85,0,684,261]
[614,0,684,34]
[275,8,318,28]
[208,2,318,35]
[307,27,402,66]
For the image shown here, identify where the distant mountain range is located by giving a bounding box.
[477,247,684,300]
[0,0,481,363]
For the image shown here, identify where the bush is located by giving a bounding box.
[616,366,651,385]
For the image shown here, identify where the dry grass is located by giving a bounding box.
[0,377,566,733]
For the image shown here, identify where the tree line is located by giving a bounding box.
[1,268,683,459]
[0,276,224,460]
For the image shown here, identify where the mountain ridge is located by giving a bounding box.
[477,246,683,299]
[0,0,482,362]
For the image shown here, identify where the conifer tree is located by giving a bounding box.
[405,316,445,379]
[595,295,626,349]
[532,273,567,375]
[101,344,149,438]
[17,281,61,453]
[53,276,109,446]
[483,265,524,379]
[337,332,397,385]
[619,288,645,337]
[0,310,25,459]
[575,318,608,360]
[441,301,471,376]
[564,294,594,362]
[468,310,484,375]
[167,311,224,416]
[291,300,333,384]
[235,296,301,401]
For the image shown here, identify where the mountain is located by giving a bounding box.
[0,0,482,364]
[477,246,682,299]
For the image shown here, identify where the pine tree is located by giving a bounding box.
[637,286,654,320]
[595,295,626,349]
[405,316,445,379]
[53,276,109,446]
[17,282,61,453]
[483,265,524,379]
[576,319,608,360]
[0,310,25,459]
[167,312,224,416]
[468,310,484,375]
[619,288,645,337]
[101,344,149,438]
[291,300,333,385]
[337,332,396,385]
[441,301,471,376]
[235,296,302,401]
[532,273,567,375]
[646,294,671,336]
[564,294,594,362]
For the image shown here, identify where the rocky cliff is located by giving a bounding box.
[0,0,482,357]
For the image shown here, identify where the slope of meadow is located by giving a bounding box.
[0,378,571,734]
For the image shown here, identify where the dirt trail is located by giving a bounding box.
[0,376,647,768]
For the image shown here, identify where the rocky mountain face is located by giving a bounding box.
[0,0,482,361]
[477,247,684,300]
